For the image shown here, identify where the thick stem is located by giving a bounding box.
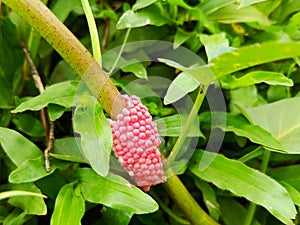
[2,0,125,119]
[163,175,219,225]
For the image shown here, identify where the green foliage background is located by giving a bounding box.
[1,0,300,225]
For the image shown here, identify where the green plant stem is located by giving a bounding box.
[163,175,219,225]
[243,149,271,225]
[167,86,207,165]
[109,28,131,75]
[3,1,218,224]
[163,86,219,225]
[149,190,190,225]
[81,0,102,67]
[2,0,125,119]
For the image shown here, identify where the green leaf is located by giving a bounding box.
[9,156,70,183]
[51,183,85,225]
[0,18,23,82]
[51,137,86,163]
[200,0,235,15]
[117,6,169,29]
[0,190,46,200]
[218,198,262,225]
[51,0,81,22]
[221,71,293,89]
[190,150,296,225]
[194,179,220,221]
[155,114,204,137]
[48,104,66,121]
[199,112,285,151]
[122,62,147,79]
[199,33,235,62]
[3,209,27,225]
[132,0,157,11]
[174,28,193,49]
[269,165,300,191]
[12,114,46,137]
[6,183,47,215]
[73,94,112,176]
[100,207,133,225]
[71,168,158,214]
[0,127,41,166]
[245,97,300,153]
[279,182,300,206]
[158,58,215,85]
[211,42,300,79]
[208,4,270,25]
[238,0,268,8]
[11,81,78,113]
[164,72,199,104]
[229,85,258,113]
[0,76,13,109]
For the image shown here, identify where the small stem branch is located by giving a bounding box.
[45,122,55,172]
[20,41,55,172]
[81,0,102,67]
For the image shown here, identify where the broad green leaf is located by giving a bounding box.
[158,58,215,85]
[0,127,41,166]
[11,81,78,113]
[12,114,46,137]
[0,18,23,82]
[6,183,47,215]
[194,179,220,221]
[269,165,300,191]
[0,191,46,200]
[0,76,13,109]
[245,97,300,153]
[238,0,268,8]
[71,168,158,214]
[51,137,86,163]
[208,4,270,25]
[155,114,203,137]
[73,94,112,176]
[173,28,193,49]
[267,85,289,102]
[48,104,66,121]
[211,42,300,79]
[132,0,157,11]
[164,72,199,104]
[166,0,192,9]
[190,150,296,224]
[122,62,147,79]
[117,6,169,29]
[199,33,235,62]
[280,182,300,206]
[3,209,27,225]
[221,71,293,89]
[229,85,258,113]
[9,156,70,183]
[51,183,85,225]
[219,198,262,225]
[51,0,81,22]
[100,207,133,225]
[200,0,235,15]
[199,112,285,151]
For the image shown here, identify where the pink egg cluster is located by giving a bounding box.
[109,95,165,191]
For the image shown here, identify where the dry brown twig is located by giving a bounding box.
[20,41,54,172]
